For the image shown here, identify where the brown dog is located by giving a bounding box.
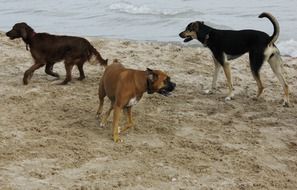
[6,22,108,85]
[97,59,176,142]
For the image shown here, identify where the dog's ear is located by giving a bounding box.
[19,23,34,40]
[20,27,27,39]
[191,22,199,31]
[146,68,158,94]
[147,68,158,81]
[203,33,210,46]
[147,68,153,72]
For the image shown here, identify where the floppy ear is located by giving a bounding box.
[147,68,153,73]
[146,68,158,81]
[20,27,27,39]
[146,68,158,94]
[192,22,199,31]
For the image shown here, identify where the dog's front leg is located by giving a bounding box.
[112,106,122,143]
[222,62,234,100]
[23,62,44,85]
[205,58,222,94]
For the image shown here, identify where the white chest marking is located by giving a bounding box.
[126,97,138,107]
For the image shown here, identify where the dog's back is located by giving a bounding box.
[101,60,148,100]
[31,33,93,62]
[208,29,270,55]
[101,60,127,98]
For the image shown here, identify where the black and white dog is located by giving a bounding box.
[179,12,289,106]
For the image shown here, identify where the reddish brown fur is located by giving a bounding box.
[6,22,108,85]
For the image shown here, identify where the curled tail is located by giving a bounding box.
[88,43,108,66]
[258,12,280,45]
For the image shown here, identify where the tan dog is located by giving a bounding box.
[97,59,176,142]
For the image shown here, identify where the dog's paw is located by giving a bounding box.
[99,122,106,128]
[225,96,233,101]
[282,101,290,107]
[113,136,123,143]
[59,81,68,85]
[225,96,231,101]
[77,76,85,81]
[204,89,214,94]
[54,73,60,78]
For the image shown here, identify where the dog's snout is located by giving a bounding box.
[179,32,184,38]
[168,81,176,91]
[172,82,176,88]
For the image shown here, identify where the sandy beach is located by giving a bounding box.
[0,31,297,189]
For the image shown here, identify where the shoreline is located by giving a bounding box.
[2,30,296,58]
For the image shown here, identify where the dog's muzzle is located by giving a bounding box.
[6,31,17,40]
[158,82,176,96]
[179,32,193,42]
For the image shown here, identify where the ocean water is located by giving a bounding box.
[0,0,296,57]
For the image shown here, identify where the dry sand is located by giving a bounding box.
[0,31,297,190]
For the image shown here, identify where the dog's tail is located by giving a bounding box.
[88,44,108,66]
[258,12,280,45]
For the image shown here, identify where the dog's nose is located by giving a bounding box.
[179,32,184,38]
[170,82,176,90]
[172,82,176,88]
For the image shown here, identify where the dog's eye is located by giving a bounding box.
[164,77,170,83]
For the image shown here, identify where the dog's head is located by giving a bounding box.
[6,22,34,40]
[179,21,204,42]
[146,68,176,96]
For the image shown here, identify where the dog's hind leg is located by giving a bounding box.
[112,105,122,142]
[252,71,264,98]
[249,51,265,98]
[99,101,114,128]
[268,52,289,106]
[45,62,59,78]
[121,107,134,133]
[76,59,86,81]
[97,80,106,118]
[60,59,74,85]
[222,62,234,101]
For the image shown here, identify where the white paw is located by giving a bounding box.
[225,96,232,101]
[100,122,105,128]
[283,101,290,107]
[204,89,213,94]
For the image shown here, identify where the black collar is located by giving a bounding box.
[146,78,154,94]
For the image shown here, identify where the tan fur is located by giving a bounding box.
[97,60,173,142]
